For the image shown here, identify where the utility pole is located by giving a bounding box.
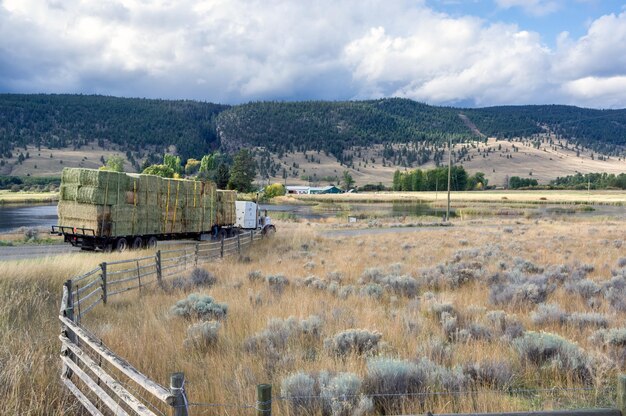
[446,136,452,222]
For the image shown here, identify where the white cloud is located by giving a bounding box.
[494,0,561,16]
[563,76,626,108]
[0,0,625,107]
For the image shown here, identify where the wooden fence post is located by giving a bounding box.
[156,250,162,285]
[220,234,224,258]
[62,279,76,377]
[194,242,199,267]
[250,230,254,244]
[237,232,241,253]
[257,384,272,416]
[100,262,107,304]
[170,372,189,416]
[618,374,626,416]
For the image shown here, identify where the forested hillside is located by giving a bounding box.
[0,94,227,160]
[464,105,626,155]
[216,99,472,160]
[1,95,625,165]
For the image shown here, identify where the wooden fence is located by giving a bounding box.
[59,231,263,416]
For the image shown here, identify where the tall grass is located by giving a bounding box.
[1,217,625,414]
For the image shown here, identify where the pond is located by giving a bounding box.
[0,201,621,234]
[0,203,58,233]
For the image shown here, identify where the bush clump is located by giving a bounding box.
[190,268,217,287]
[513,331,592,382]
[245,315,323,354]
[360,268,418,297]
[463,360,514,388]
[363,357,466,414]
[324,329,382,357]
[184,321,221,351]
[171,293,228,320]
[489,271,554,306]
[281,371,372,416]
[266,274,289,295]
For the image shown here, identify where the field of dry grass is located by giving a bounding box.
[2,213,626,415]
[0,190,59,204]
[290,190,626,206]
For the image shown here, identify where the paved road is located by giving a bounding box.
[0,243,79,261]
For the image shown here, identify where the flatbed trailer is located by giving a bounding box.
[52,204,275,252]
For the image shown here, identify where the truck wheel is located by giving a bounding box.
[131,237,143,250]
[115,238,128,253]
[263,225,276,236]
[147,236,158,249]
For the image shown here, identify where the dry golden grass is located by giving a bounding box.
[0,190,59,204]
[293,190,626,206]
[2,215,625,414]
[260,138,626,187]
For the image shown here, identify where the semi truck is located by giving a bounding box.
[51,168,275,251]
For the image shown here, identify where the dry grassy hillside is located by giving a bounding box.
[3,137,624,187]
[262,138,626,187]
[1,143,135,177]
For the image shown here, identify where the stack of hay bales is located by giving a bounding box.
[57,168,236,237]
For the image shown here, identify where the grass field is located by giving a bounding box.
[0,190,59,204]
[289,190,626,206]
[3,211,625,414]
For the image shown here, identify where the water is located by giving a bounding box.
[0,203,58,233]
[0,201,621,234]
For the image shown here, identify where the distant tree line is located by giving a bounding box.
[392,166,488,191]
[0,175,60,191]
[550,172,626,190]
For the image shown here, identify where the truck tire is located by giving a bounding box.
[263,225,276,236]
[131,237,143,250]
[147,236,158,249]
[115,238,128,253]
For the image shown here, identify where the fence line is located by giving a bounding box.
[60,230,264,415]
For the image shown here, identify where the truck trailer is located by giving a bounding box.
[52,168,274,251]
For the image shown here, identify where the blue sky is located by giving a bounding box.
[1,0,626,108]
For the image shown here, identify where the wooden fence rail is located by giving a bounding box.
[60,230,263,415]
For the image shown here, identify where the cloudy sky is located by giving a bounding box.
[1,0,625,108]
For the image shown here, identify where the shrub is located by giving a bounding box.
[618,257,626,269]
[463,360,514,388]
[421,262,484,289]
[590,328,626,347]
[513,258,544,274]
[565,279,600,300]
[485,310,524,339]
[184,321,220,351]
[303,275,327,290]
[364,357,466,413]
[457,323,494,342]
[189,268,217,287]
[23,228,39,241]
[248,270,263,282]
[171,293,227,320]
[324,329,382,357]
[489,273,553,306]
[320,372,372,416]
[531,304,568,326]
[360,268,418,297]
[266,274,289,295]
[280,372,317,413]
[568,312,608,329]
[513,331,592,382]
[245,315,323,354]
[359,283,383,299]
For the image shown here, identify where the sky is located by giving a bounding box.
[1,0,626,108]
